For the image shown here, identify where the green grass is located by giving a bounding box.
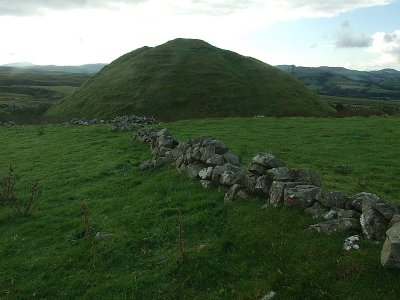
[47,38,334,121]
[1,117,399,299]
[322,95,400,108]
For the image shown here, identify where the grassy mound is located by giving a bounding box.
[47,39,335,121]
[1,117,399,298]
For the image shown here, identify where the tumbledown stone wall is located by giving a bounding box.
[134,127,400,269]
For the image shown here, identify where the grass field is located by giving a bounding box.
[1,117,399,299]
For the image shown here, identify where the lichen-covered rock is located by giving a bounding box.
[252,153,285,169]
[236,171,258,194]
[223,152,241,166]
[139,160,153,170]
[199,167,214,180]
[309,218,361,234]
[186,164,204,180]
[336,209,361,219]
[343,235,361,252]
[206,154,225,166]
[220,170,236,186]
[255,175,272,196]
[266,167,293,181]
[323,209,337,220]
[355,193,399,221]
[211,140,228,154]
[200,180,213,190]
[389,214,400,228]
[269,181,301,208]
[360,197,389,241]
[153,157,168,168]
[291,168,322,187]
[224,184,243,203]
[248,163,268,176]
[305,202,329,219]
[381,222,400,269]
[283,185,322,209]
[317,191,353,209]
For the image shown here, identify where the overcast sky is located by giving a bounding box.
[0,0,399,70]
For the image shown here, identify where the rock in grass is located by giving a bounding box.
[200,180,213,190]
[309,218,361,234]
[317,191,353,209]
[249,163,268,176]
[224,184,243,203]
[305,202,328,219]
[266,167,293,181]
[381,222,400,269]
[199,167,214,180]
[252,153,285,169]
[360,196,389,241]
[223,152,240,166]
[186,164,204,180]
[283,185,322,209]
[139,160,153,170]
[343,235,361,252]
[291,168,322,187]
[255,175,272,196]
[259,291,276,300]
[269,181,301,208]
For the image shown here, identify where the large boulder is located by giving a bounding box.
[266,167,293,181]
[305,202,329,219]
[283,185,322,209]
[291,168,322,187]
[224,184,244,203]
[248,163,268,176]
[360,196,389,241]
[381,222,400,269]
[269,181,301,208]
[223,153,241,166]
[199,167,214,180]
[317,191,353,209]
[252,153,285,169]
[186,164,204,180]
[309,218,361,234]
[255,175,272,196]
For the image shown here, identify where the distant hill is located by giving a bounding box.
[47,38,334,121]
[2,63,106,74]
[276,65,400,100]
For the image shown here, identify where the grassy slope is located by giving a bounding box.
[1,117,399,299]
[48,39,334,121]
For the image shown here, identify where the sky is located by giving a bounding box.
[0,0,399,70]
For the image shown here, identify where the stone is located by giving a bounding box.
[291,168,322,187]
[255,175,272,196]
[157,135,178,149]
[199,167,214,180]
[210,140,228,154]
[260,291,276,300]
[237,189,251,199]
[153,157,168,168]
[236,171,258,194]
[200,180,213,190]
[360,197,389,241]
[381,222,400,269]
[309,218,361,234]
[305,202,328,219]
[249,163,268,176]
[95,232,112,239]
[261,203,270,210]
[324,209,337,220]
[220,170,236,186]
[224,184,243,203]
[252,153,285,169]
[223,152,241,166]
[266,167,293,181]
[269,181,301,208]
[317,191,353,209]
[211,165,226,184]
[206,154,225,166]
[139,160,153,170]
[355,192,399,221]
[283,185,322,209]
[175,156,184,169]
[200,146,215,161]
[343,235,361,252]
[186,164,204,180]
[389,214,400,228]
[336,209,361,219]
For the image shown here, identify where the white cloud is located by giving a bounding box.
[368,29,400,66]
[335,21,373,48]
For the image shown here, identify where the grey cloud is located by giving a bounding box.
[336,33,372,48]
[341,20,350,28]
[0,0,145,16]
[384,32,396,42]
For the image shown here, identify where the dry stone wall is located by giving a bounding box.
[135,127,400,269]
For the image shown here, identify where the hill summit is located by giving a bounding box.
[47,38,334,121]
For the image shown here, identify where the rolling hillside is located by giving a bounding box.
[48,38,334,121]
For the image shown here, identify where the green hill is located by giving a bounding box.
[47,38,334,121]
